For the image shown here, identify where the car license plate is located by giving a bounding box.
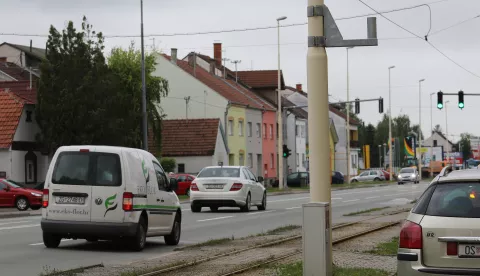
[207,184,224,189]
[55,196,85,205]
[459,244,480,256]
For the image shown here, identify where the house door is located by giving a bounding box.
[257,154,262,177]
[24,151,37,184]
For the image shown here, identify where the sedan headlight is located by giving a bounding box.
[31,192,42,197]
[398,175,402,179]
[411,174,415,178]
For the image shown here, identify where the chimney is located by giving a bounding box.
[188,53,196,76]
[213,43,222,66]
[30,40,32,53]
[296,83,302,92]
[209,61,216,74]
[171,48,177,64]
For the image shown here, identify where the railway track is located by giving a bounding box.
[138,209,407,276]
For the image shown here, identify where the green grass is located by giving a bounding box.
[266,187,309,193]
[275,262,390,276]
[255,225,301,237]
[175,237,234,251]
[119,261,188,276]
[178,195,189,201]
[366,237,399,256]
[39,264,103,276]
[344,207,389,216]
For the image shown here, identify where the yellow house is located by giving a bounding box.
[226,105,247,165]
[329,118,339,172]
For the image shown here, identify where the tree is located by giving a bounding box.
[433,124,443,134]
[36,16,124,154]
[161,157,176,172]
[459,133,472,160]
[108,43,169,151]
[411,124,424,141]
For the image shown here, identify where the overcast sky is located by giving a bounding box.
[1,0,479,142]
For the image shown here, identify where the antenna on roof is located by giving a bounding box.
[222,58,230,79]
[231,60,241,83]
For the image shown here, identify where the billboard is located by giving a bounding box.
[444,152,464,167]
[416,146,443,167]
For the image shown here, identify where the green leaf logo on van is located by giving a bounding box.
[142,159,150,182]
[104,194,118,217]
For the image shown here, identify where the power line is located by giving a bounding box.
[430,14,480,36]
[355,0,480,79]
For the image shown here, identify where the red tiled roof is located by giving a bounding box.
[0,81,36,104]
[157,118,221,157]
[329,106,360,125]
[0,89,25,148]
[0,62,37,82]
[162,54,274,110]
[236,70,285,89]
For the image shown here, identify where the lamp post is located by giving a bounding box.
[429,92,435,177]
[388,66,395,174]
[277,16,287,190]
[445,100,450,166]
[418,79,425,180]
[140,0,148,150]
[383,143,387,168]
[346,47,354,183]
[378,144,381,168]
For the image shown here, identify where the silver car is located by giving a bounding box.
[398,167,420,184]
[350,170,385,182]
[397,167,480,275]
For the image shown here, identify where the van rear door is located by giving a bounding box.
[46,151,92,222]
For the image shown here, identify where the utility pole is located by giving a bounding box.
[184,96,191,120]
[346,47,353,183]
[140,0,148,151]
[277,16,287,190]
[231,60,241,82]
[445,100,450,166]
[430,92,434,177]
[222,58,230,79]
[388,66,395,174]
[418,79,425,180]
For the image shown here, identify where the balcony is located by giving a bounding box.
[349,140,360,148]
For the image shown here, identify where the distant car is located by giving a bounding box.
[286,172,309,187]
[397,168,480,275]
[332,171,344,184]
[190,166,266,213]
[350,170,385,182]
[170,173,196,196]
[397,167,420,184]
[0,179,42,211]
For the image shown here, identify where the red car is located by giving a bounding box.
[170,173,196,196]
[0,179,43,211]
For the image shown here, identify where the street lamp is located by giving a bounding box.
[429,92,435,177]
[388,66,395,174]
[140,0,148,150]
[346,47,354,183]
[378,144,381,168]
[277,16,287,190]
[445,100,450,166]
[418,79,425,180]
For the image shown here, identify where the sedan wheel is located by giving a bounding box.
[258,193,267,211]
[241,194,251,212]
[16,197,29,211]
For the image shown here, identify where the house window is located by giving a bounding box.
[26,111,32,122]
[269,124,273,140]
[301,126,305,138]
[297,153,300,165]
[239,153,245,166]
[296,125,300,137]
[239,121,244,136]
[433,139,438,147]
[302,154,306,165]
[247,122,252,137]
[248,153,253,168]
[178,164,185,173]
[256,123,261,138]
[228,120,234,136]
[263,124,267,139]
[270,153,274,169]
[28,163,33,180]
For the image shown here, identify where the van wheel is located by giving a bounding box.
[129,217,147,251]
[210,207,218,212]
[43,232,61,248]
[15,197,29,211]
[258,193,267,211]
[86,238,98,242]
[164,213,181,246]
[241,194,251,212]
[191,204,201,213]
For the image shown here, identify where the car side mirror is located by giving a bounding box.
[257,176,264,183]
[169,178,178,192]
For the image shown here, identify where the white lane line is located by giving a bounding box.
[384,192,419,197]
[197,216,234,222]
[247,210,275,215]
[331,197,342,200]
[0,220,30,226]
[30,239,73,246]
[268,197,310,203]
[0,224,39,231]
[343,199,359,203]
[285,206,301,210]
[366,196,380,199]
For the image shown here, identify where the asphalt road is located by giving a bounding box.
[0,182,430,276]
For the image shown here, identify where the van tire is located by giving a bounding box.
[191,204,201,213]
[129,217,147,252]
[86,238,98,242]
[43,232,61,248]
[164,213,181,246]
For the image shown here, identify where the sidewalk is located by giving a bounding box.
[0,208,41,218]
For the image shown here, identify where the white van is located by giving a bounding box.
[40,145,181,251]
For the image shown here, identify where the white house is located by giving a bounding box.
[152,118,228,174]
[423,131,455,153]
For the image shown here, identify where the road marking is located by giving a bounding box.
[366,196,380,199]
[247,210,275,215]
[197,216,234,222]
[268,197,310,203]
[0,220,30,226]
[285,207,301,210]
[30,239,73,246]
[343,199,359,203]
[0,224,39,231]
[384,192,419,197]
[331,197,342,200]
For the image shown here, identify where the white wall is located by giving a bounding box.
[423,132,453,152]
[13,106,40,142]
[295,119,307,172]
[173,156,213,175]
[153,54,228,126]
[331,111,359,177]
[286,113,296,173]
[0,44,25,67]
[0,150,11,178]
[10,150,49,183]
[214,125,228,167]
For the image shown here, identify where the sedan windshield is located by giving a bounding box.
[400,168,414,174]
[2,180,21,188]
[197,167,240,178]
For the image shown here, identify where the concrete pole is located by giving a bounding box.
[378,145,381,168]
[430,92,434,177]
[418,79,425,180]
[346,47,353,183]
[388,66,395,174]
[445,100,450,166]
[140,0,148,151]
[277,16,287,190]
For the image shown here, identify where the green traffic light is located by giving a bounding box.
[437,103,443,109]
[459,102,464,108]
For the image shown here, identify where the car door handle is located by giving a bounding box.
[157,199,164,202]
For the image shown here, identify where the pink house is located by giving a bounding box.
[262,110,277,180]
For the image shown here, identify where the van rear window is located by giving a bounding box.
[425,183,480,218]
[52,152,122,186]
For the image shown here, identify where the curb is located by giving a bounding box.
[0,211,41,219]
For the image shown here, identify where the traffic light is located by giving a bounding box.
[437,91,443,109]
[379,97,384,113]
[354,98,360,114]
[458,90,464,109]
[282,144,291,158]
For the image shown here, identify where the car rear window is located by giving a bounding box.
[424,183,480,218]
[197,167,240,178]
[52,152,122,186]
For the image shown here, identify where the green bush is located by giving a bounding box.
[161,157,176,172]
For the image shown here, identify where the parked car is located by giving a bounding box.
[397,167,420,184]
[286,172,309,187]
[0,179,42,211]
[397,168,480,275]
[190,166,266,212]
[332,171,344,184]
[170,174,195,196]
[350,170,385,182]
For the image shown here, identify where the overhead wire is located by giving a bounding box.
[429,14,480,36]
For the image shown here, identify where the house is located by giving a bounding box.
[148,118,228,174]
[236,69,285,105]
[423,131,455,154]
[152,48,277,182]
[0,86,49,184]
[0,42,45,71]
[329,118,339,172]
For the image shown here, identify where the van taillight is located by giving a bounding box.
[191,183,199,191]
[80,149,89,152]
[123,192,133,211]
[42,189,49,208]
[230,183,243,191]
[399,221,422,249]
